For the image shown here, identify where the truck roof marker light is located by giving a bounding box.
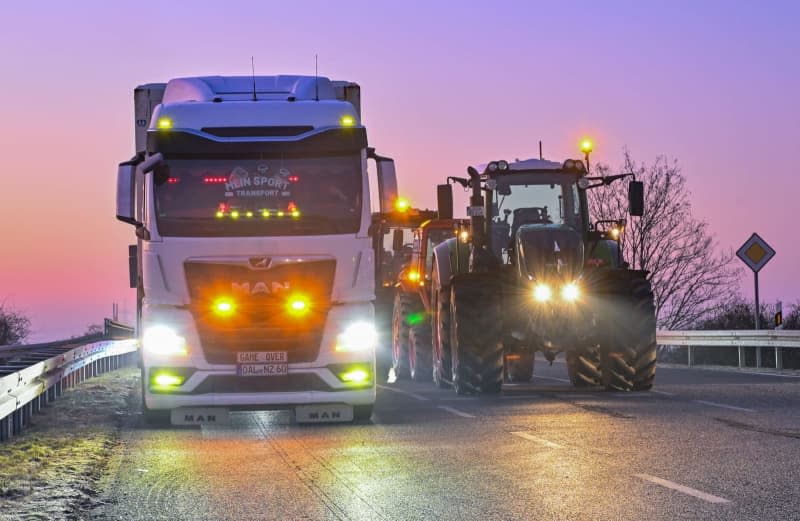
[395,197,410,213]
[277,211,285,217]
[215,211,224,218]
[231,210,240,219]
[262,210,270,218]
[157,117,173,129]
[340,115,356,127]
[291,210,300,218]
[246,211,254,218]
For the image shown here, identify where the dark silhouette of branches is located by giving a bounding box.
[589,151,741,329]
[0,303,31,345]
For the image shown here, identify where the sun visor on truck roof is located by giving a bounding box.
[147,127,367,157]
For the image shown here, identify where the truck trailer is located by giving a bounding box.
[116,75,399,424]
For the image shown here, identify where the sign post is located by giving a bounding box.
[736,233,776,367]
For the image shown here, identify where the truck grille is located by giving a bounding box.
[184,260,336,364]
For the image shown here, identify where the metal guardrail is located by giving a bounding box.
[657,330,800,370]
[0,319,137,442]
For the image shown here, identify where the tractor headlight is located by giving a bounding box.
[561,282,580,302]
[533,283,552,303]
[142,325,187,355]
[335,321,378,352]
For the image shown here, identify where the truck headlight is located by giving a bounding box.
[335,321,377,352]
[561,282,580,302]
[143,325,187,355]
[533,283,552,303]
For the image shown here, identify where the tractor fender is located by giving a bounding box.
[432,238,470,291]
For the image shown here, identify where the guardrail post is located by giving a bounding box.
[12,409,22,434]
[738,346,745,368]
[687,345,694,367]
[756,347,762,368]
[0,416,9,441]
[776,347,783,370]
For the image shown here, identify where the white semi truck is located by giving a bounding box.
[116,75,399,424]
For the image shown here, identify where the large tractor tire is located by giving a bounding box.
[566,348,602,387]
[409,324,433,382]
[600,277,657,392]
[392,291,416,379]
[449,280,503,395]
[431,276,452,389]
[505,351,534,383]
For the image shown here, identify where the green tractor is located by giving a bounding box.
[430,156,656,394]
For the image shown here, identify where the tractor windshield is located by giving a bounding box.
[493,173,582,231]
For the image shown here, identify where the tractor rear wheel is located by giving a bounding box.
[601,277,657,392]
[409,324,433,382]
[450,280,503,394]
[432,282,452,389]
[566,348,602,387]
[392,291,415,379]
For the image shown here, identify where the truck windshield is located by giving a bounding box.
[153,154,362,237]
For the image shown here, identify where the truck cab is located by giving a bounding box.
[116,76,398,423]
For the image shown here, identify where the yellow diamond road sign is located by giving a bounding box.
[736,233,775,273]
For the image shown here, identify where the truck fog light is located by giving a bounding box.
[561,282,580,302]
[335,322,377,352]
[143,325,187,355]
[533,283,552,303]
[152,372,185,388]
[340,369,370,383]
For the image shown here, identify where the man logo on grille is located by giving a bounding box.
[232,281,290,295]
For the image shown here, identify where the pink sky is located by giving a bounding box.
[1,1,798,341]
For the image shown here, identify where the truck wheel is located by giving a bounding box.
[505,352,534,383]
[392,291,415,379]
[353,405,374,422]
[566,348,602,387]
[432,285,451,389]
[409,324,433,382]
[450,281,503,394]
[601,278,657,392]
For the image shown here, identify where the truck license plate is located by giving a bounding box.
[237,351,288,377]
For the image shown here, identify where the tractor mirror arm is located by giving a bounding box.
[583,172,636,189]
[448,176,470,189]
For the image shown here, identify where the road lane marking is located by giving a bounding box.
[651,390,676,396]
[634,474,731,504]
[533,375,571,383]
[693,400,755,413]
[376,384,430,401]
[510,431,564,449]
[438,405,476,418]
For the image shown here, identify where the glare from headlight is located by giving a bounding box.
[561,282,580,302]
[143,325,187,355]
[335,321,378,352]
[533,283,552,302]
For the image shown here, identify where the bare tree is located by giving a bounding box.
[0,303,31,345]
[588,151,741,329]
[84,324,104,336]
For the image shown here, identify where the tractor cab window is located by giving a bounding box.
[491,173,582,258]
[424,228,456,279]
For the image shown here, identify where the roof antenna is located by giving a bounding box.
[250,56,257,101]
[539,140,543,160]
[314,54,319,101]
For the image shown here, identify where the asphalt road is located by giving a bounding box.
[89,359,800,521]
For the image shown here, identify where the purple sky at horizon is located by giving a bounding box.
[1,1,798,341]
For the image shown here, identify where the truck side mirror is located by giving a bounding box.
[437,184,453,220]
[628,181,644,217]
[375,156,398,214]
[392,229,404,253]
[116,162,141,226]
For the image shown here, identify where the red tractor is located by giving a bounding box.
[391,218,468,381]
